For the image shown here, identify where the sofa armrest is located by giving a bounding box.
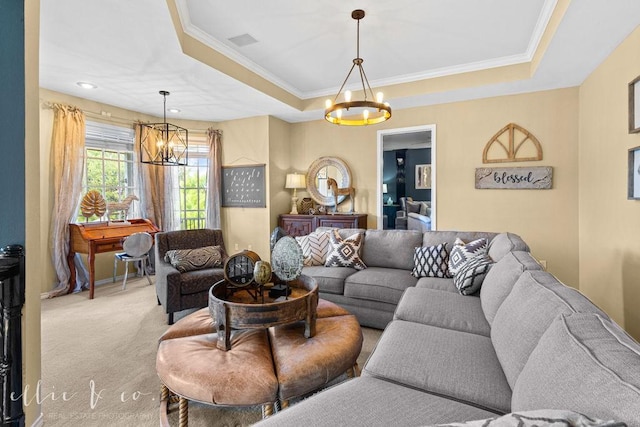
[155,259,182,311]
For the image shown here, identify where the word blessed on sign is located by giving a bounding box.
[475,166,553,190]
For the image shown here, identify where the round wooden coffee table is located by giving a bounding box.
[208,275,318,351]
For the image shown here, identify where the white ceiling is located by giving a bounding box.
[39,0,640,124]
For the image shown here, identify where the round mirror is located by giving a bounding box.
[306,157,352,206]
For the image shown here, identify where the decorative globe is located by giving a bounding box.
[271,236,304,282]
[253,260,272,286]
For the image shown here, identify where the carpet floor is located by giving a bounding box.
[41,277,382,426]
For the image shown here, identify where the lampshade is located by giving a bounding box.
[324,10,392,126]
[138,90,188,166]
[285,173,306,189]
[382,183,388,193]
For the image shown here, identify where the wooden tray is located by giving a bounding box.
[208,275,318,351]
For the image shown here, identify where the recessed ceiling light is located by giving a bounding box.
[228,33,258,47]
[77,81,97,89]
[168,108,181,113]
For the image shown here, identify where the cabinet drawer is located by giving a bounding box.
[95,242,122,253]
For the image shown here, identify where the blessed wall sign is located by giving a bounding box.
[475,166,553,190]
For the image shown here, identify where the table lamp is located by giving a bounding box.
[285,173,306,214]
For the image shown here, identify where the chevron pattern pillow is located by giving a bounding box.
[453,254,494,295]
[412,243,450,278]
[295,230,330,266]
[448,237,488,275]
[324,230,366,270]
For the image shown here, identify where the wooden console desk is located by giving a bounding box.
[279,214,367,237]
[68,219,160,299]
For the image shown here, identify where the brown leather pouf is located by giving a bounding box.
[268,299,364,406]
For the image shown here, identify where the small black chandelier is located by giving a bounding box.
[138,90,188,166]
[324,9,392,126]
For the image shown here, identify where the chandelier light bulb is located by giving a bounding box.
[336,109,343,119]
[344,90,352,102]
[376,92,384,103]
[325,99,332,109]
[363,109,369,121]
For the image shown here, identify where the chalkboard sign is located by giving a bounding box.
[222,165,266,208]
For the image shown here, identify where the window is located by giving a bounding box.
[177,136,209,230]
[77,122,138,222]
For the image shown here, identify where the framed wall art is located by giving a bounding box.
[222,164,266,208]
[415,164,431,189]
[628,146,640,199]
[629,75,640,133]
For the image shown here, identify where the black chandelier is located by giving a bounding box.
[324,9,392,126]
[138,90,188,166]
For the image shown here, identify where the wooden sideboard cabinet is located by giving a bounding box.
[279,214,368,237]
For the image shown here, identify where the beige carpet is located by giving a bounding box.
[41,277,382,427]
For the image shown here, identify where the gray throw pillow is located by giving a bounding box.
[406,201,421,214]
[412,243,450,278]
[453,254,494,295]
[164,245,223,272]
[431,409,625,427]
[448,237,488,275]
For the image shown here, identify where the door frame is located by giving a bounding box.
[376,124,437,230]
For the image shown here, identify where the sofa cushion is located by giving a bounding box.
[448,238,488,275]
[301,265,356,295]
[453,254,494,296]
[416,277,459,293]
[179,268,225,295]
[412,244,450,278]
[362,229,423,270]
[295,230,330,266]
[344,267,417,305]
[164,245,223,272]
[364,320,512,413]
[487,232,529,262]
[254,376,499,427]
[394,287,491,336]
[480,251,543,325]
[512,313,640,425]
[325,230,366,270]
[491,271,608,389]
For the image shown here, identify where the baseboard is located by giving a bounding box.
[40,273,154,298]
[31,412,44,427]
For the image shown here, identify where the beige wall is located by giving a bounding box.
[579,25,640,340]
[268,116,293,246]
[25,0,42,424]
[218,116,272,258]
[291,88,580,287]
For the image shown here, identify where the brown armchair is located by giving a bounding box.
[154,229,227,324]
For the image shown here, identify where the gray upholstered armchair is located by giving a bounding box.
[155,229,227,324]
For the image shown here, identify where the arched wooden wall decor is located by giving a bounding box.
[482,123,543,163]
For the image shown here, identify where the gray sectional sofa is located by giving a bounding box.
[302,228,528,329]
[257,228,640,426]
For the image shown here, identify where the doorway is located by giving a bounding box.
[376,125,436,230]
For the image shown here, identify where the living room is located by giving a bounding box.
[5,1,640,426]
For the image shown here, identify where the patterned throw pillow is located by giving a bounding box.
[295,230,330,266]
[324,230,366,270]
[448,237,488,275]
[453,254,494,295]
[412,243,450,278]
[164,245,223,273]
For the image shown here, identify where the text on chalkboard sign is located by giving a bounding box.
[222,165,266,208]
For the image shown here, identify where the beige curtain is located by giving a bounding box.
[48,104,86,297]
[135,124,179,232]
[206,129,222,229]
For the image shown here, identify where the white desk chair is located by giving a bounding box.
[113,232,153,289]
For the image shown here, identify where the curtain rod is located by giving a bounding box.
[40,101,215,134]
